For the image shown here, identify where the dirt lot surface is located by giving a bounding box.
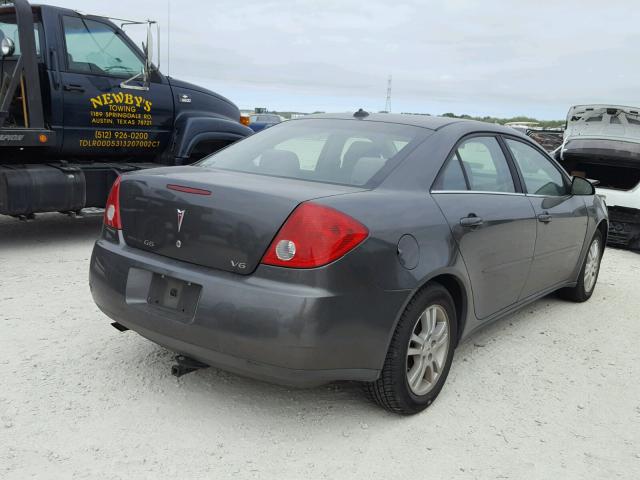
[1,213,639,479]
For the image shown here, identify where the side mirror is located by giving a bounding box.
[145,24,154,73]
[571,176,595,196]
[120,21,159,91]
[1,38,15,57]
[139,22,160,79]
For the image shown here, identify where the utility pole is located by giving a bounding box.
[167,0,171,76]
[384,75,392,113]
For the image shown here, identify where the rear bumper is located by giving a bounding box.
[89,236,410,387]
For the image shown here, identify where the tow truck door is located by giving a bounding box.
[57,13,174,158]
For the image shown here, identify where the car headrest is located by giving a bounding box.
[342,141,381,169]
[260,149,300,176]
[351,156,387,185]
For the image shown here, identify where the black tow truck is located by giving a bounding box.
[0,0,252,218]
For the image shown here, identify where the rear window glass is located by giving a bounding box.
[456,137,515,193]
[198,119,426,187]
[0,15,42,56]
[433,157,468,191]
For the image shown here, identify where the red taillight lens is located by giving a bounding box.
[104,176,122,229]
[261,202,368,268]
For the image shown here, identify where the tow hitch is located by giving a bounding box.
[171,355,209,378]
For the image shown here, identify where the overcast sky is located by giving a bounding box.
[38,0,640,119]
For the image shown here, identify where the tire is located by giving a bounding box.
[560,230,603,302]
[364,282,457,415]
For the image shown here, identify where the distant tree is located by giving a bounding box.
[439,112,564,128]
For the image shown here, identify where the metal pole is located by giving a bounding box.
[167,0,171,76]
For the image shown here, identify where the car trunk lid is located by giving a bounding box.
[562,105,640,165]
[559,105,640,193]
[119,166,362,274]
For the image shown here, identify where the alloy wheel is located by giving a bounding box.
[584,238,601,293]
[406,305,450,396]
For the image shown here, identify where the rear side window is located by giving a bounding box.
[0,15,42,56]
[433,156,467,191]
[505,139,568,196]
[198,119,425,187]
[456,137,515,193]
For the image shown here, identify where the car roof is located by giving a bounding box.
[298,112,520,134]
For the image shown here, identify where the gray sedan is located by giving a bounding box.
[90,112,608,414]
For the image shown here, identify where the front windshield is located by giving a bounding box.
[198,119,425,187]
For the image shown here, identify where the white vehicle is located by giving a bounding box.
[556,105,640,250]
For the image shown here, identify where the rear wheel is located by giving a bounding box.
[560,230,603,302]
[364,283,457,415]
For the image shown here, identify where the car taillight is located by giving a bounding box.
[104,176,122,229]
[240,115,250,126]
[261,202,368,268]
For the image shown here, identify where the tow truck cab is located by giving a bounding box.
[0,0,252,217]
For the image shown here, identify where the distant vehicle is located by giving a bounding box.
[0,0,252,220]
[556,104,640,250]
[249,114,282,132]
[90,112,607,415]
[505,121,540,133]
[505,123,564,153]
[526,129,564,153]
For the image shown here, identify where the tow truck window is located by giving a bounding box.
[0,16,41,56]
[62,16,144,77]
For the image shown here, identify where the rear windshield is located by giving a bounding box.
[0,15,42,56]
[198,119,426,187]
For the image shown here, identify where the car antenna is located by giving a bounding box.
[353,108,369,119]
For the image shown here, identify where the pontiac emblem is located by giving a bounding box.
[177,209,186,233]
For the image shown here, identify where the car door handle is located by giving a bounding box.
[537,213,552,223]
[63,84,85,93]
[460,215,484,227]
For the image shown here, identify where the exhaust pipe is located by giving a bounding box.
[171,355,209,378]
[110,322,129,332]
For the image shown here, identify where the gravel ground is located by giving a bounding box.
[1,213,639,479]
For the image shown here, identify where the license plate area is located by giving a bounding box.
[147,273,201,319]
